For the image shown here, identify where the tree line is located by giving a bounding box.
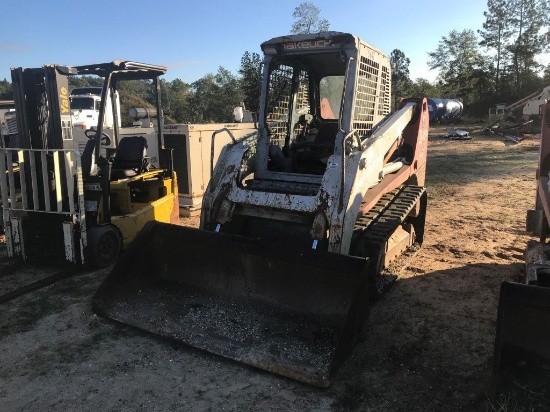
[2,1,549,122]
[392,0,550,116]
[0,56,258,127]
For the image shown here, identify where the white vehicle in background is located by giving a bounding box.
[522,85,550,119]
[70,87,120,129]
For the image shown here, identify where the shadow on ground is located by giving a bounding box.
[0,259,523,411]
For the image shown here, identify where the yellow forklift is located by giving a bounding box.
[1,61,178,267]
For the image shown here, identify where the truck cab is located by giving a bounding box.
[70,87,120,130]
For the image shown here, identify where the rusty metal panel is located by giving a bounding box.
[326,103,416,254]
[227,187,318,213]
[64,151,75,214]
[0,151,8,209]
[7,151,16,202]
[62,221,75,263]
[40,151,51,212]
[28,151,40,210]
[10,217,23,258]
[3,212,13,258]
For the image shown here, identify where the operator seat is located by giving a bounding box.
[291,121,338,174]
[110,136,150,180]
[314,122,338,145]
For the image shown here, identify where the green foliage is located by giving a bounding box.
[0,66,247,125]
[0,79,12,100]
[408,78,442,99]
[5,1,550,123]
[162,78,192,124]
[117,80,156,127]
[68,76,104,89]
[390,49,412,109]
[291,2,329,34]
[188,67,244,123]
[428,29,491,106]
[239,51,262,113]
[478,0,512,94]
[477,0,549,101]
[505,0,547,95]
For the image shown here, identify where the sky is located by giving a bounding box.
[0,0,488,84]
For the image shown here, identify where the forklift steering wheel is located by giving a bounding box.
[85,129,111,146]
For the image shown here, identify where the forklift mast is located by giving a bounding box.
[11,65,77,150]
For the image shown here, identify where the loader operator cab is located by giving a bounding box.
[263,53,346,176]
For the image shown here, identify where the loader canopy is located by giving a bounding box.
[93,222,369,386]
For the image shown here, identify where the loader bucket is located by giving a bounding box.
[93,221,369,387]
[491,281,550,402]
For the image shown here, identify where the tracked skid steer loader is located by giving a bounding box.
[93,32,429,386]
[491,103,550,402]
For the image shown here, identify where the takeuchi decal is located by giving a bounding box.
[283,39,333,50]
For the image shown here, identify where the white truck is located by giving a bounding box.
[0,100,16,146]
[70,87,120,130]
[522,86,550,118]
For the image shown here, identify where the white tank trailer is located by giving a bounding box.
[427,98,463,123]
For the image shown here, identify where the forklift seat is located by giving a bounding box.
[111,136,150,180]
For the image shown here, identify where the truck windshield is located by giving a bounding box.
[70,97,95,111]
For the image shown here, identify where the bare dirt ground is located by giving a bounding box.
[0,125,540,411]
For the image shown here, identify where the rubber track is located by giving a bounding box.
[352,185,426,252]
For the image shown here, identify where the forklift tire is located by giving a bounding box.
[87,225,122,268]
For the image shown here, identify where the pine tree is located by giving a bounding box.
[428,30,489,103]
[390,49,412,108]
[506,0,546,94]
[478,0,512,94]
[291,2,330,34]
[239,51,262,113]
